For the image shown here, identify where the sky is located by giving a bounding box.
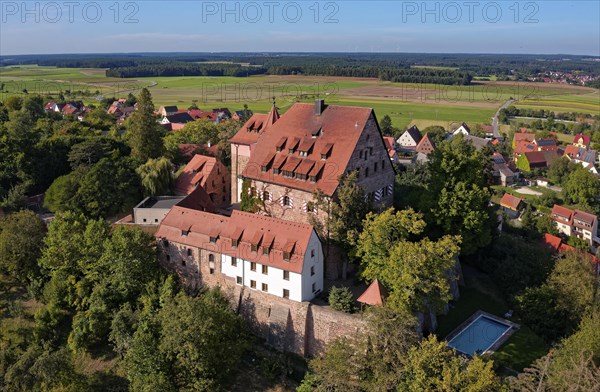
[0,1,599,56]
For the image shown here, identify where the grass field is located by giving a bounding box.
[1,65,597,129]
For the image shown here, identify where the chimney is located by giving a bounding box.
[315,99,325,115]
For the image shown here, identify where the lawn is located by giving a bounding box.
[436,266,549,372]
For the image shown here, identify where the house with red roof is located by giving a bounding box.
[174,154,231,207]
[541,233,599,269]
[383,136,399,163]
[230,100,395,224]
[155,206,324,302]
[516,151,557,171]
[551,204,598,247]
[416,133,435,155]
[573,134,591,148]
[500,193,524,219]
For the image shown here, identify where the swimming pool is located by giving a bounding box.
[447,314,513,356]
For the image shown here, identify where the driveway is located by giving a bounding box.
[514,187,542,196]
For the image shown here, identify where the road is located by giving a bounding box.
[492,99,515,138]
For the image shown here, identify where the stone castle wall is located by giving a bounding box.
[158,242,366,357]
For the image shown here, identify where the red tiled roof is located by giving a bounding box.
[357,279,388,306]
[573,210,597,225]
[514,133,535,143]
[541,233,562,252]
[523,151,549,164]
[500,193,523,210]
[416,133,435,154]
[229,105,280,146]
[241,102,376,196]
[551,204,573,223]
[175,186,217,212]
[155,208,315,273]
[573,134,591,146]
[174,154,219,195]
[481,125,494,133]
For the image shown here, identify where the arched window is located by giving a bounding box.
[209,254,214,262]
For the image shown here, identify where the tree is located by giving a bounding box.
[427,135,492,255]
[399,336,501,391]
[158,289,249,391]
[563,166,600,213]
[380,114,393,135]
[302,307,420,391]
[328,171,371,250]
[357,208,426,280]
[422,125,447,145]
[0,210,47,283]
[136,157,173,196]
[68,137,127,170]
[43,170,82,213]
[328,286,354,313]
[240,178,260,213]
[547,156,576,185]
[126,88,164,162]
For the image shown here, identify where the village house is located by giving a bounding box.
[551,205,598,246]
[541,233,599,269]
[383,136,399,164]
[230,100,395,224]
[516,151,557,172]
[452,122,471,136]
[155,207,324,302]
[415,132,435,155]
[500,193,524,219]
[573,133,591,149]
[491,153,516,186]
[157,105,178,117]
[396,125,422,150]
[233,109,253,121]
[174,154,231,207]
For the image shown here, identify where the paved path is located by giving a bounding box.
[514,187,542,196]
[492,99,515,138]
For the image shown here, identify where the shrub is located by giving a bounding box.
[328,286,354,313]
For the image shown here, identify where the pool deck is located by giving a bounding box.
[445,310,520,357]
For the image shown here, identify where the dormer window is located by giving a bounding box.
[232,239,238,248]
[209,236,217,243]
[261,165,268,172]
[309,175,317,182]
[181,229,189,237]
[283,251,290,261]
[251,244,258,252]
[262,246,270,255]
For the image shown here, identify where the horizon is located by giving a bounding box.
[1,1,598,56]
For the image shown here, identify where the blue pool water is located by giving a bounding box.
[447,316,511,356]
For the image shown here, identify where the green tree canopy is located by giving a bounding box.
[125,88,164,162]
[0,210,47,283]
[136,157,173,197]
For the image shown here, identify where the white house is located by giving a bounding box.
[551,204,598,246]
[397,125,422,149]
[155,207,324,302]
[452,123,471,136]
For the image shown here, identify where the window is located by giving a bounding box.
[223,186,226,192]
[367,134,370,141]
[209,254,214,263]
[374,162,378,172]
[154,218,158,223]
[209,268,214,274]
[365,167,369,177]
[232,239,239,248]
[251,244,258,252]
[283,289,290,299]
[283,251,290,261]
[250,262,256,271]
[311,266,315,276]
[236,276,242,285]
[181,229,189,237]
[261,165,268,172]
[311,249,315,258]
[263,190,270,201]
[262,265,268,275]
[231,257,237,267]
[364,150,368,160]
[250,280,256,289]
[262,247,270,255]
[306,201,314,213]
[359,151,363,159]
[181,260,186,267]
[283,196,290,206]
[262,283,268,292]
[283,271,290,280]
[166,255,171,261]
[369,147,373,155]
[312,282,316,293]
[143,218,147,222]
[382,160,385,169]
[187,248,192,256]
[209,236,217,243]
